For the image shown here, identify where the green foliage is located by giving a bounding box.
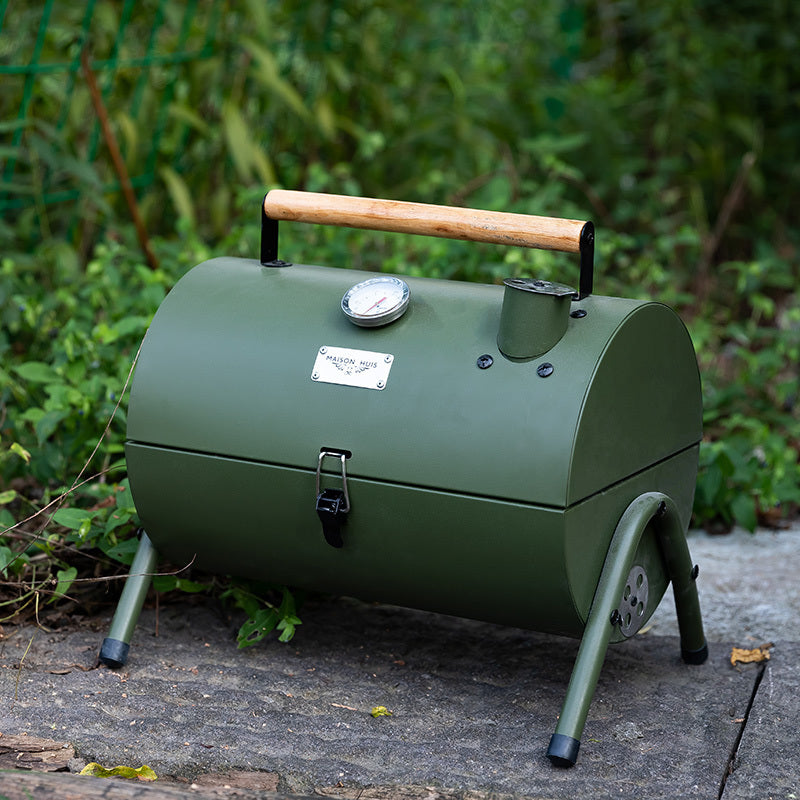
[1,0,798,638]
[691,256,800,530]
[1,236,176,486]
[0,0,221,244]
[222,583,303,647]
[695,426,800,533]
[0,227,203,623]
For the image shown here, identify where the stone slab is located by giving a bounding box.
[648,524,800,644]
[0,597,758,798]
[721,640,800,798]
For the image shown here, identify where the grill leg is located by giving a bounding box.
[99,531,158,668]
[546,492,707,767]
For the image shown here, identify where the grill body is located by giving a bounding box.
[101,191,708,767]
[125,257,701,640]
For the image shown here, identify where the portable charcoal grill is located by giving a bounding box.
[99,191,708,766]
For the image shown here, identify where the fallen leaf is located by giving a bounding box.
[370,706,392,718]
[80,762,157,781]
[730,642,774,666]
[88,495,116,511]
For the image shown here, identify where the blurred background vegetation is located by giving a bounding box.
[1,0,798,632]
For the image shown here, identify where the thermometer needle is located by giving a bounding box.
[365,296,387,313]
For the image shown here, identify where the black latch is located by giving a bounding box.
[315,450,351,549]
[316,489,347,548]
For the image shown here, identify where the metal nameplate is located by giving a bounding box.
[311,346,394,391]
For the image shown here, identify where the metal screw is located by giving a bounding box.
[477,354,494,369]
[690,564,700,581]
[312,372,319,380]
[610,610,623,627]
[376,380,385,389]
[384,354,393,363]
[537,362,554,378]
[570,309,587,319]
[320,347,328,354]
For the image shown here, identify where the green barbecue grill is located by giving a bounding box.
[99,191,708,766]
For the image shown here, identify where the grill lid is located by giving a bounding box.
[126,258,701,508]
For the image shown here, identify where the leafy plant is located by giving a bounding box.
[1,0,798,643]
[222,582,303,648]
[0,229,172,622]
[695,427,800,533]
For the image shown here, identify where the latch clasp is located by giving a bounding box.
[315,449,350,548]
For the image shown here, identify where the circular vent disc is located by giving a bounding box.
[615,565,650,638]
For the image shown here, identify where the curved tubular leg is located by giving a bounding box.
[546,492,707,767]
[655,498,708,664]
[99,531,158,669]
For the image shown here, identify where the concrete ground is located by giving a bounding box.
[0,522,798,799]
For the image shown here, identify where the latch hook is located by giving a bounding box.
[315,449,351,548]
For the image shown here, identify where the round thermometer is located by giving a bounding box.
[341,276,410,327]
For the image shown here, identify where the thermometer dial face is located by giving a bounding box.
[341,276,410,328]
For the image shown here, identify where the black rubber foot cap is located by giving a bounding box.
[99,638,129,668]
[547,733,580,767]
[682,641,709,665]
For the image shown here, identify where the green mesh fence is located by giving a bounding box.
[0,0,223,219]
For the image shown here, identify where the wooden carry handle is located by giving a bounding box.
[261,190,594,297]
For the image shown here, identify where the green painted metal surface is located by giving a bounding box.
[126,441,698,639]
[98,530,158,667]
[116,251,707,761]
[548,492,707,765]
[126,258,701,509]
[123,257,701,638]
[497,278,574,359]
[104,529,157,644]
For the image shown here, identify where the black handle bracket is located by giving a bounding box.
[578,221,594,300]
[261,197,292,267]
